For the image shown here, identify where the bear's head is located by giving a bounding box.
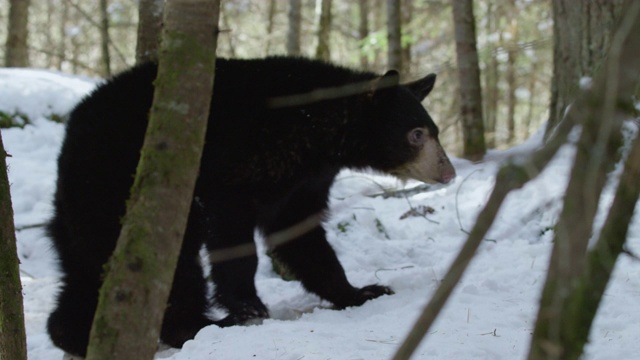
[362,71,456,185]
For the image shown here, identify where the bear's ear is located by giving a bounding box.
[367,70,400,99]
[405,73,436,101]
[382,70,400,85]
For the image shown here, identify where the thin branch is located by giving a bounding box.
[65,0,130,68]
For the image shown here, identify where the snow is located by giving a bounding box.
[2,68,639,360]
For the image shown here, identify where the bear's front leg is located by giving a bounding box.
[268,225,393,308]
[205,195,269,326]
[209,254,269,327]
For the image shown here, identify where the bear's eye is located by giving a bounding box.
[408,128,426,146]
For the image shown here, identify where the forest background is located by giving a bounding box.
[2,1,640,359]
[0,0,553,157]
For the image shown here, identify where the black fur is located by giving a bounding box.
[47,57,442,356]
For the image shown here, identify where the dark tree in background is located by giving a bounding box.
[451,0,486,161]
[85,0,221,358]
[386,0,402,74]
[99,0,111,77]
[505,0,518,144]
[264,0,278,54]
[287,0,302,56]
[544,0,629,140]
[136,0,164,64]
[315,0,332,61]
[482,2,499,148]
[4,0,30,67]
[357,0,369,68]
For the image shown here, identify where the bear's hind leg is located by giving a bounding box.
[160,212,214,348]
[47,278,100,357]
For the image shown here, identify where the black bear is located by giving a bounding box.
[47,56,455,356]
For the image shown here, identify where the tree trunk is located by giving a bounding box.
[4,0,30,67]
[44,0,55,68]
[55,1,69,70]
[0,131,27,360]
[544,0,629,140]
[527,3,640,359]
[99,0,112,77]
[85,0,220,358]
[505,15,518,144]
[220,7,237,57]
[401,0,412,76]
[483,2,499,148]
[386,0,402,72]
[287,0,302,56]
[265,0,277,54]
[136,0,164,64]
[451,0,486,161]
[315,0,332,61]
[358,0,369,68]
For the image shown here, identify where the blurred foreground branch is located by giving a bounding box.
[527,3,640,359]
[393,4,640,358]
[391,88,577,360]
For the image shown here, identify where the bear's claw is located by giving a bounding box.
[215,300,269,327]
[354,284,394,305]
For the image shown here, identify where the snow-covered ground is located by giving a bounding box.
[2,68,639,360]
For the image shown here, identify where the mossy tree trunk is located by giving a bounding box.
[527,3,640,359]
[0,130,27,360]
[85,1,220,359]
[451,0,486,161]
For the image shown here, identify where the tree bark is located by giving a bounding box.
[451,0,486,161]
[0,131,27,360]
[386,0,402,72]
[358,0,369,68]
[55,0,69,70]
[99,0,112,77]
[315,0,332,61]
[400,0,412,76]
[265,0,277,54]
[505,2,518,144]
[4,0,30,67]
[287,0,302,56]
[85,0,220,358]
[136,0,164,64]
[483,2,499,148]
[527,3,640,359]
[544,0,629,140]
